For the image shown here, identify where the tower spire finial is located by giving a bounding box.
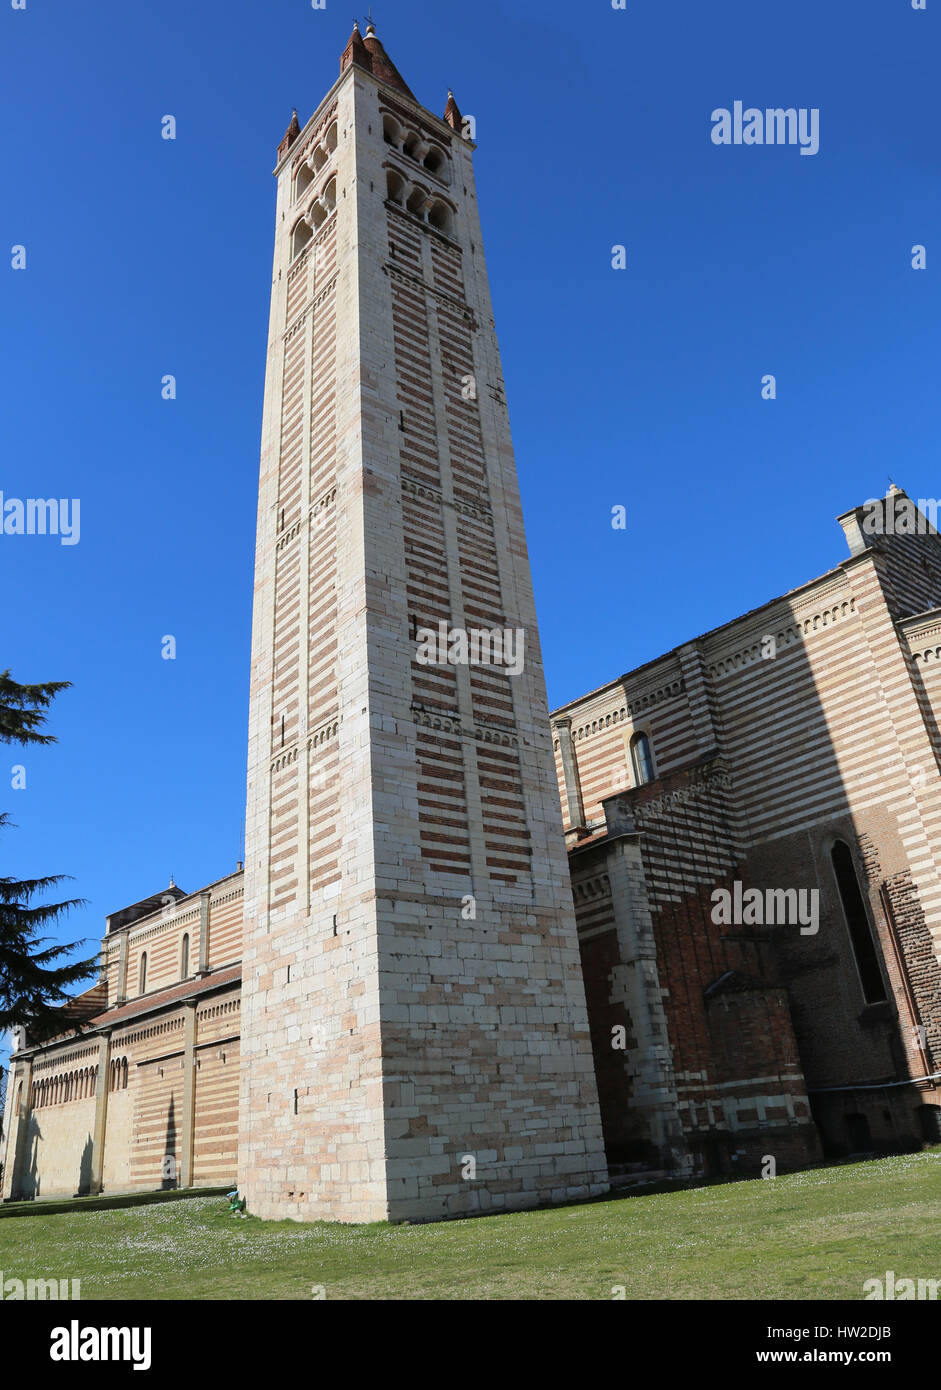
[444,89,463,132]
[277,106,302,161]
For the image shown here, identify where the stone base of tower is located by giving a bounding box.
[385,1168,610,1225]
[236,1171,392,1226]
[238,1146,609,1228]
[238,1020,610,1225]
[239,1168,610,1228]
[239,1180,610,1228]
[237,893,610,1225]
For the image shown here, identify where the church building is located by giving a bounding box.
[3,26,939,1219]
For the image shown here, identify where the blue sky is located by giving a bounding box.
[1,0,939,1014]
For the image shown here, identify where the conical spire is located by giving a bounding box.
[277,108,301,161]
[340,20,372,77]
[443,90,462,132]
[360,21,416,100]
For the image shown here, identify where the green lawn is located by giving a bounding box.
[2,1150,938,1300]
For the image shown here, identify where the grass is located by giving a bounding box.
[1,1150,938,1300]
[0,1186,233,1220]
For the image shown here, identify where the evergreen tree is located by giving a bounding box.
[0,670,70,746]
[0,672,96,1041]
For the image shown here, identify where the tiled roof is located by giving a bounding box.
[89,963,242,1028]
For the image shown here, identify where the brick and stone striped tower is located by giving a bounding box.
[238,22,609,1223]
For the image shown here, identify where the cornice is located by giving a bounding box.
[401,475,493,527]
[706,593,857,681]
[561,678,685,745]
[384,256,473,324]
[899,607,941,661]
[411,704,519,749]
[283,272,338,346]
[275,486,337,555]
[271,713,340,774]
[571,872,612,905]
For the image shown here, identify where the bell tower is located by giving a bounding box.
[238,22,609,1222]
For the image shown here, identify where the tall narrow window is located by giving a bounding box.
[180,933,190,979]
[139,951,147,995]
[831,840,887,1003]
[630,731,654,786]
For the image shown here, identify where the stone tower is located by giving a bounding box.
[238,22,609,1222]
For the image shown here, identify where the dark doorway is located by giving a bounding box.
[844,1112,871,1151]
[916,1105,941,1145]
